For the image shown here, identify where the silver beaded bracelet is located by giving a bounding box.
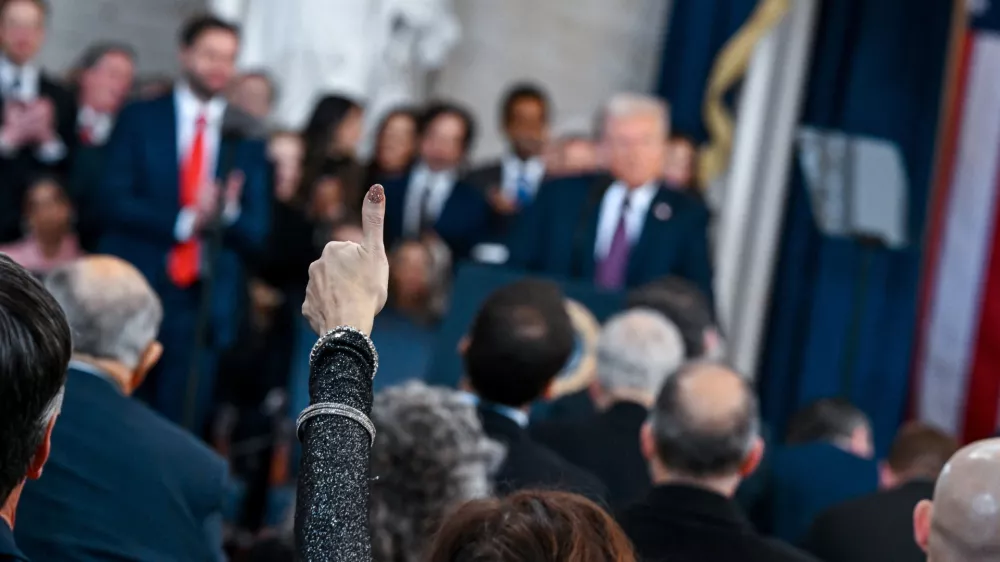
[296,402,376,447]
[309,325,379,379]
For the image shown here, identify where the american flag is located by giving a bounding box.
[914,0,1000,441]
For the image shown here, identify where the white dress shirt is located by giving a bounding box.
[0,56,66,162]
[173,82,238,242]
[593,181,659,260]
[500,154,546,201]
[402,162,457,237]
[77,106,114,145]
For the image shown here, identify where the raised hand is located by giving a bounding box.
[0,102,28,148]
[303,184,389,336]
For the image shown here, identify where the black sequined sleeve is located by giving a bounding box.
[295,330,375,562]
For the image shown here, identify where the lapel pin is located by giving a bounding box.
[654,203,673,222]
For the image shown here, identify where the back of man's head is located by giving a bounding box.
[595,308,685,407]
[44,257,162,386]
[786,397,873,458]
[464,279,574,408]
[914,439,1000,562]
[643,362,761,493]
[882,423,958,489]
[626,276,717,359]
[0,254,71,507]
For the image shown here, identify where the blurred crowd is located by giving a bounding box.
[0,1,994,562]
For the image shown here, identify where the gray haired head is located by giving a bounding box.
[369,382,502,562]
[596,308,686,400]
[44,257,162,369]
[650,362,759,479]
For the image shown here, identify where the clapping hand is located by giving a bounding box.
[303,184,389,336]
[193,171,244,233]
[0,102,29,148]
[24,98,56,143]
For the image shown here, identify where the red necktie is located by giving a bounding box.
[167,113,207,288]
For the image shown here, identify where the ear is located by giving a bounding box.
[914,499,933,554]
[739,436,765,478]
[587,380,603,406]
[457,335,470,356]
[703,329,720,359]
[879,461,899,490]
[130,341,163,395]
[852,426,875,459]
[26,415,57,481]
[540,380,556,402]
[640,422,657,463]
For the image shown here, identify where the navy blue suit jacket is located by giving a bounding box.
[96,93,270,347]
[16,368,228,562]
[382,171,492,258]
[507,174,714,301]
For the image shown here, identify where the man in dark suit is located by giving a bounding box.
[383,101,492,259]
[66,42,136,252]
[0,255,71,561]
[98,16,270,429]
[767,398,879,543]
[508,93,713,301]
[620,362,817,562]
[531,308,685,509]
[461,279,607,504]
[0,0,77,243]
[15,256,228,561]
[465,83,550,241]
[804,423,958,562]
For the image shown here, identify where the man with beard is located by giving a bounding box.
[98,15,270,432]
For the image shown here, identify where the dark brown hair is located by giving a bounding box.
[425,490,636,562]
[887,422,959,481]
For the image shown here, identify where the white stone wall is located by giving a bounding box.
[35,0,670,159]
[39,0,206,78]
[433,0,672,162]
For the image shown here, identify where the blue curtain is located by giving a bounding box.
[655,0,757,140]
[758,0,951,454]
[656,0,952,453]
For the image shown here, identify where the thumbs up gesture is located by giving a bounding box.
[303,184,389,336]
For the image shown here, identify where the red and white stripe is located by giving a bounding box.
[915,29,1000,442]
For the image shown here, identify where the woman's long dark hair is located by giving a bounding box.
[364,106,420,187]
[300,95,363,214]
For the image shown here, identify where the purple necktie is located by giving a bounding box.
[595,197,631,290]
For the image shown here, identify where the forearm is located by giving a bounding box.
[295,330,374,562]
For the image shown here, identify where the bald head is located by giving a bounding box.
[648,362,759,480]
[44,257,162,369]
[916,439,1000,561]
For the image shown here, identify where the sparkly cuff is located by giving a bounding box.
[308,326,376,414]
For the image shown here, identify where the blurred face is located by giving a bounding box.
[80,51,135,114]
[604,113,667,188]
[180,28,239,99]
[26,181,71,240]
[376,113,417,174]
[390,242,432,301]
[505,97,548,159]
[229,74,272,120]
[420,113,467,172]
[0,0,45,66]
[664,138,696,187]
[330,106,364,157]
[561,139,598,176]
[310,176,345,222]
[267,134,304,202]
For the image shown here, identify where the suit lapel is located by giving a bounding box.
[627,185,671,283]
[154,92,180,197]
[575,175,615,279]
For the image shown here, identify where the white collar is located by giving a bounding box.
[457,391,530,428]
[610,181,659,208]
[414,161,457,182]
[0,56,38,97]
[174,81,227,124]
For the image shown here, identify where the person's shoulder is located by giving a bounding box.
[759,536,823,562]
[126,400,227,475]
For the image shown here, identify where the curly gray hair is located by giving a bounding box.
[370,382,502,562]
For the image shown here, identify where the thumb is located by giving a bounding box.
[361,184,386,254]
